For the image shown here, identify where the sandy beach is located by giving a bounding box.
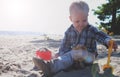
[0,35,120,77]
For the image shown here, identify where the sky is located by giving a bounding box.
[0,0,107,35]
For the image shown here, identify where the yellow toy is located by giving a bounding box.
[92,40,116,77]
[103,40,114,73]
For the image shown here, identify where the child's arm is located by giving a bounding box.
[91,27,118,51]
[58,32,72,56]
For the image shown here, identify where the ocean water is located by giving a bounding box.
[0,31,44,36]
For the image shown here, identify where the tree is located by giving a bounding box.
[93,0,120,35]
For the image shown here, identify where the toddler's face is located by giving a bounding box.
[70,10,88,32]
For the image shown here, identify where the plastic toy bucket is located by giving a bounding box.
[36,48,52,61]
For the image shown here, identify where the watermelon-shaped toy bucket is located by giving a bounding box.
[36,48,52,61]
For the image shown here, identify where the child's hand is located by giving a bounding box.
[108,40,118,51]
[54,53,59,58]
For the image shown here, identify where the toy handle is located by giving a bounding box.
[107,40,114,65]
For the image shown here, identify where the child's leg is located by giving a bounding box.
[50,50,95,73]
[33,51,74,76]
[33,50,95,76]
[84,51,95,63]
[50,51,74,73]
[71,49,95,63]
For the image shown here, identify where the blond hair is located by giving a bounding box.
[69,1,89,15]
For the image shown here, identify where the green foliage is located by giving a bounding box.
[93,0,120,35]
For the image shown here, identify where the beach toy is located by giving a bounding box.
[103,40,114,73]
[91,40,116,77]
[36,48,52,61]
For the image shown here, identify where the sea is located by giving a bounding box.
[0,31,44,36]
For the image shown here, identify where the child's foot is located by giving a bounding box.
[33,57,53,77]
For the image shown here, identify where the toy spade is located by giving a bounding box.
[103,40,114,73]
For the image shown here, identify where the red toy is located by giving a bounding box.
[36,48,52,61]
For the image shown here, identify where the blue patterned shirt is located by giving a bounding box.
[58,24,111,56]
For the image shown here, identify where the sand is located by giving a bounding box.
[0,35,120,77]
